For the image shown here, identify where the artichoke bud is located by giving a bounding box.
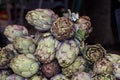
[83,44,106,64]
[62,56,86,77]
[13,36,36,54]
[4,25,28,42]
[51,17,75,41]
[25,9,58,31]
[93,58,113,74]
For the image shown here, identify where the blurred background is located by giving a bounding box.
[0,0,120,52]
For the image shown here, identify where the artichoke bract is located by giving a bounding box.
[62,56,86,77]
[71,71,91,80]
[10,54,39,78]
[0,47,14,69]
[50,74,69,80]
[13,36,36,54]
[0,70,11,80]
[6,74,25,80]
[25,9,58,31]
[105,53,120,64]
[113,59,120,79]
[51,17,75,41]
[93,58,113,74]
[4,25,28,42]
[35,35,59,63]
[83,44,106,64]
[92,74,116,80]
[56,40,79,67]
[30,75,48,80]
[41,61,60,78]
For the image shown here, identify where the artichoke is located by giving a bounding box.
[56,40,79,67]
[25,9,58,31]
[51,17,75,41]
[50,74,69,80]
[4,25,28,42]
[92,74,116,80]
[83,44,106,64]
[30,74,48,80]
[0,70,11,80]
[13,36,36,54]
[93,58,113,74]
[62,56,86,77]
[0,47,14,69]
[10,54,39,78]
[74,16,92,41]
[41,61,60,78]
[105,53,120,64]
[35,35,59,63]
[113,59,120,79]
[6,74,25,80]
[71,71,91,80]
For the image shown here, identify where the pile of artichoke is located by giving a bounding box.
[0,8,120,80]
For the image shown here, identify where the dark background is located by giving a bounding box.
[0,0,120,52]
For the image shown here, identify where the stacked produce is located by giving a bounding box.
[0,8,120,80]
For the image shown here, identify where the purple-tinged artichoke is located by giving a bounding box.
[71,71,91,80]
[30,74,48,80]
[92,74,116,80]
[0,70,11,80]
[10,54,39,78]
[0,47,14,69]
[113,59,120,79]
[50,74,69,80]
[93,58,113,74]
[13,36,36,54]
[62,56,86,77]
[74,16,92,41]
[41,61,60,78]
[6,74,25,80]
[35,35,59,63]
[25,9,58,31]
[83,44,106,64]
[51,17,75,41]
[56,40,79,67]
[4,25,28,42]
[105,53,120,64]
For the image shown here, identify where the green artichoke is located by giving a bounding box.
[0,70,11,80]
[51,17,75,41]
[62,56,86,77]
[10,54,39,78]
[83,44,106,64]
[4,25,28,42]
[13,36,36,54]
[50,74,69,80]
[93,58,113,74]
[0,47,14,69]
[30,75,48,80]
[25,9,58,31]
[71,71,91,80]
[113,59,120,79]
[92,74,116,80]
[56,40,79,67]
[6,74,25,80]
[35,35,59,63]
